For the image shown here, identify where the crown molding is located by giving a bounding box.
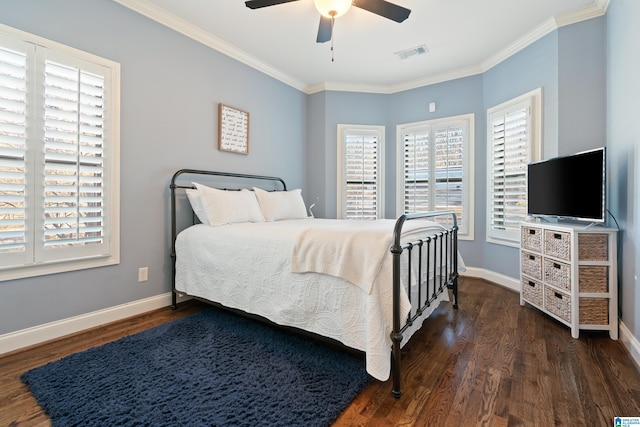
[555,0,609,27]
[387,64,484,94]
[480,16,558,73]
[481,0,609,73]
[306,82,387,95]
[306,64,484,95]
[114,0,609,95]
[113,0,307,92]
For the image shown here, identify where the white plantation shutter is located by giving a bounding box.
[344,134,378,219]
[489,106,528,235]
[398,115,473,238]
[0,42,28,262]
[487,89,541,245]
[42,61,105,251]
[434,125,464,226]
[337,125,384,220]
[403,126,430,212]
[0,26,119,280]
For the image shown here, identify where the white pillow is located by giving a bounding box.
[253,187,308,221]
[193,183,264,226]
[185,188,210,225]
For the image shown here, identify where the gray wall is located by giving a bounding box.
[1,1,636,350]
[481,28,561,278]
[558,17,607,155]
[390,76,484,268]
[308,19,607,277]
[607,0,640,341]
[0,0,306,334]
[478,17,606,279]
[305,91,389,219]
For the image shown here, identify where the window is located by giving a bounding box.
[486,88,542,246]
[396,114,474,239]
[0,26,120,280]
[337,125,384,219]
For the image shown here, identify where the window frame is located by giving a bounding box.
[486,88,542,247]
[0,24,120,281]
[395,114,474,240]
[336,124,385,220]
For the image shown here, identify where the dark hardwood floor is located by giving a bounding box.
[2,277,639,426]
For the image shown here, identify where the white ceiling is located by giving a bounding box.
[115,0,606,93]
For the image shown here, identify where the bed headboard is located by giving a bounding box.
[170,168,287,237]
[169,169,288,306]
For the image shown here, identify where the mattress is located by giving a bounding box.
[175,218,451,381]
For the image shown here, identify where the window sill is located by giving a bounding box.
[0,254,120,282]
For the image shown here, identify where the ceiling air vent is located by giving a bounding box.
[395,44,429,60]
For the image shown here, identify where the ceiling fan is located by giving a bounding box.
[245,0,411,43]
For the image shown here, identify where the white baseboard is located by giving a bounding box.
[0,292,182,356]
[460,266,520,292]
[619,321,640,368]
[3,274,639,374]
[0,271,520,356]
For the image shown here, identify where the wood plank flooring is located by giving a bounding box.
[1,277,639,426]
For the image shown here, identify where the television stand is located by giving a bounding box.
[519,221,618,339]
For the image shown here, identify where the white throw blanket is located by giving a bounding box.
[290,219,444,294]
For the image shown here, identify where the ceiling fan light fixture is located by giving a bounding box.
[313,0,352,18]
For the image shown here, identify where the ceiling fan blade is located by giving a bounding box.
[316,16,332,43]
[353,0,411,22]
[245,0,300,9]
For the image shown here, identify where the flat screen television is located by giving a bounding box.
[527,147,606,223]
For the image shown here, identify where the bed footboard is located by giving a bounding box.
[390,211,459,399]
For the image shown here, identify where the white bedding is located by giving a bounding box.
[291,219,442,294]
[175,218,453,381]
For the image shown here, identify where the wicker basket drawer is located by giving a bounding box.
[521,251,542,280]
[544,259,571,291]
[522,277,543,307]
[544,230,572,260]
[579,266,608,293]
[544,286,571,323]
[578,234,609,261]
[521,226,542,252]
[579,298,609,325]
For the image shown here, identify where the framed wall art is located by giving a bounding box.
[218,103,250,154]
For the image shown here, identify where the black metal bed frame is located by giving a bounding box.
[169,169,459,399]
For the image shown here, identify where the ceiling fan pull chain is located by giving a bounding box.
[331,15,335,62]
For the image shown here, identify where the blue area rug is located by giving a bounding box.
[21,307,371,427]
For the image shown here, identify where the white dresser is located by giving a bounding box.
[519,221,618,339]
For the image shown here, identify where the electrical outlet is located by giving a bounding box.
[138,267,149,282]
